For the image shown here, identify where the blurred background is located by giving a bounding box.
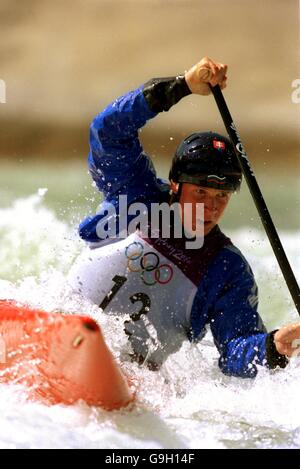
[0,0,299,229]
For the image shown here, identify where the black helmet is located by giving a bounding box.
[169,131,242,191]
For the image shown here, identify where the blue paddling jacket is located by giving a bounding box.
[79,76,287,377]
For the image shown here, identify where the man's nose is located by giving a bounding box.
[204,197,217,213]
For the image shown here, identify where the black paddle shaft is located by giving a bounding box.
[210,84,300,315]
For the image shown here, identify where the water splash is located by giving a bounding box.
[0,190,82,282]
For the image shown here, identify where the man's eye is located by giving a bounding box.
[217,192,229,199]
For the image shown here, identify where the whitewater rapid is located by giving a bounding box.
[0,191,300,449]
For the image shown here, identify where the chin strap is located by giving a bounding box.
[169,182,182,205]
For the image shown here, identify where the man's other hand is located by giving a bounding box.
[274,323,300,356]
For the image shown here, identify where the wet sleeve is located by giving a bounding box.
[80,77,191,242]
[143,76,191,112]
[88,76,191,198]
[88,85,157,197]
[209,254,288,378]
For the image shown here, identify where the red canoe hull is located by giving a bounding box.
[0,300,133,409]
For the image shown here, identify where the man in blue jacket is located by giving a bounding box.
[68,57,298,377]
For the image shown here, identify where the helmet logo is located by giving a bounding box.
[207,175,226,185]
[213,140,225,150]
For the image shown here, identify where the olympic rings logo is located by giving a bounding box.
[125,242,173,286]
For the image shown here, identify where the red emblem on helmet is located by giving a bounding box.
[213,140,225,150]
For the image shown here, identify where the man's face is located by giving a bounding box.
[170,182,232,236]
